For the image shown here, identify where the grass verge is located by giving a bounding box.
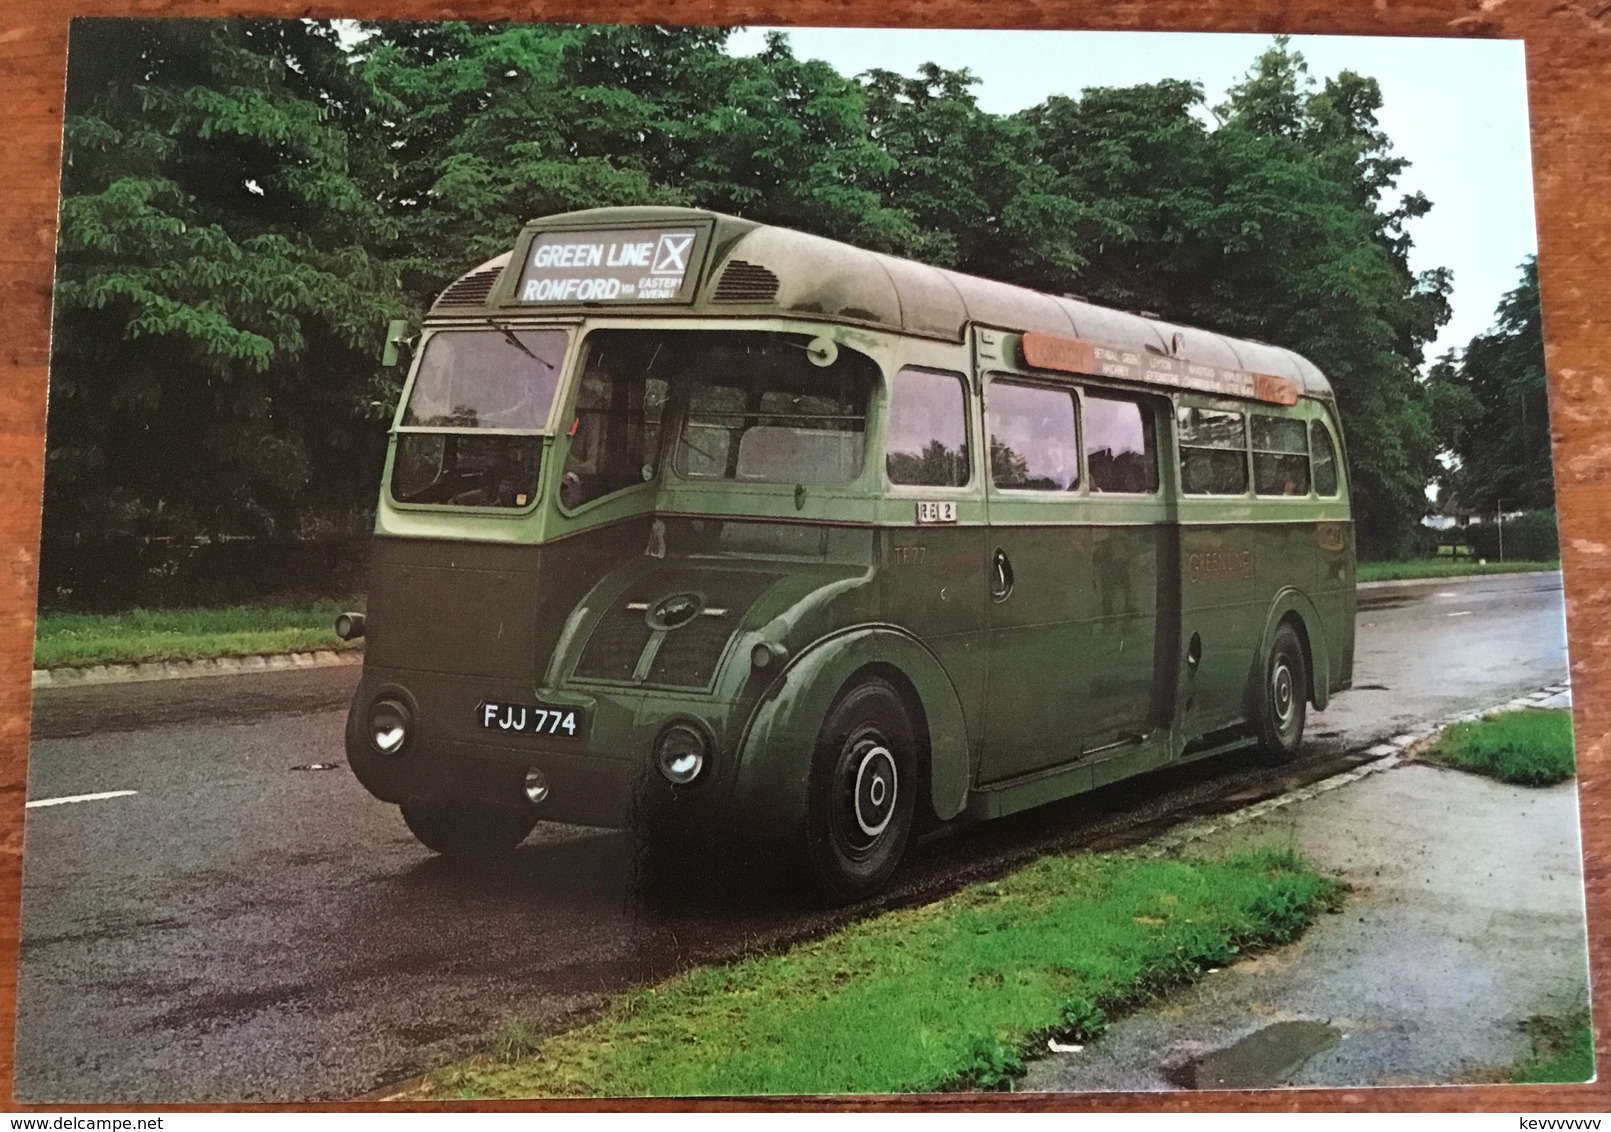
[1357,559,1559,583]
[1425,708,1576,786]
[410,847,1341,1099]
[34,599,363,669]
[1515,1007,1596,1084]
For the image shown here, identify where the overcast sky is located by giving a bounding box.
[727,28,1536,367]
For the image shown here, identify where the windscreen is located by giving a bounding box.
[391,328,566,509]
[401,329,565,429]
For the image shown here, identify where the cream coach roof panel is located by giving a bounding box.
[442,207,1333,399]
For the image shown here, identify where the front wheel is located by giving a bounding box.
[1251,622,1308,765]
[802,679,917,904]
[400,800,538,857]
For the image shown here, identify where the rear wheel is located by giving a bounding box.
[802,679,917,904]
[400,800,538,857]
[1252,622,1308,764]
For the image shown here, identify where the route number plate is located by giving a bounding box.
[478,701,585,738]
[916,500,957,524]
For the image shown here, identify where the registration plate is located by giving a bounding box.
[478,701,585,739]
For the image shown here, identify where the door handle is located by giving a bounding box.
[991,547,1015,603]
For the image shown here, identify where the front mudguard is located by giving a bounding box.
[727,625,971,842]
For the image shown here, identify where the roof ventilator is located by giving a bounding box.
[712,260,781,304]
[436,268,501,307]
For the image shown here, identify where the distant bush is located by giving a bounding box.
[1465,509,1559,562]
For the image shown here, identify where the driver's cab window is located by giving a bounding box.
[561,337,668,511]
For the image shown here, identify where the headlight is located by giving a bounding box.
[655,723,709,786]
[368,698,411,755]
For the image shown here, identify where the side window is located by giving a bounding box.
[561,344,668,510]
[1252,415,1311,496]
[1178,405,1248,495]
[1085,394,1159,494]
[988,381,1079,491]
[885,368,970,487]
[1312,420,1340,497]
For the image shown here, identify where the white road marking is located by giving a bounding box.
[26,790,138,809]
[1448,610,1473,617]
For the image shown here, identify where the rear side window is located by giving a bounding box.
[1178,406,1248,495]
[988,382,1079,491]
[886,368,970,487]
[1252,415,1311,496]
[1312,421,1341,497]
[1085,394,1159,494]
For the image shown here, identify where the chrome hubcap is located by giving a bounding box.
[1272,661,1295,728]
[850,743,898,840]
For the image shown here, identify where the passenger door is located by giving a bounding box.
[1080,390,1173,750]
[978,374,1092,782]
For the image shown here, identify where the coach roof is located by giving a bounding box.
[436,206,1333,400]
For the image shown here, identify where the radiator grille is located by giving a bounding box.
[572,569,778,688]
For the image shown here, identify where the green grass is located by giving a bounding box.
[410,847,1340,1099]
[1427,708,1576,786]
[34,598,363,669]
[1357,559,1559,583]
[1515,1008,1596,1084]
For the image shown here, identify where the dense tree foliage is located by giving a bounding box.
[1429,257,1552,514]
[50,20,407,544]
[49,23,1460,561]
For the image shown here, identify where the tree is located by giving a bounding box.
[859,63,1086,279]
[1024,38,1451,557]
[50,20,406,543]
[357,22,685,307]
[1431,257,1552,514]
[359,24,920,303]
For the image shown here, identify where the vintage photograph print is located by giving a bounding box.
[16,19,1589,1101]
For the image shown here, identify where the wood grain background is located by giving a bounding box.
[2,0,1607,1113]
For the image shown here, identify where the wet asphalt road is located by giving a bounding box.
[14,572,1569,1102]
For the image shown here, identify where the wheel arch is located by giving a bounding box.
[731,625,970,840]
[1253,589,1331,710]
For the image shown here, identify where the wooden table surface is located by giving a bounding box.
[1,0,1606,1112]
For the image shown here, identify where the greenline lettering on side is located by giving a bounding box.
[410,847,1340,1099]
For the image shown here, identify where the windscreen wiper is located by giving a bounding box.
[489,321,553,368]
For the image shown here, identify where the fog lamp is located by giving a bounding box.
[334,612,366,641]
[368,699,410,755]
[523,767,550,805]
[750,641,787,670]
[655,724,708,786]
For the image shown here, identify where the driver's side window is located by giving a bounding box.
[560,350,667,511]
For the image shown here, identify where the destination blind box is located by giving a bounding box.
[515,226,705,305]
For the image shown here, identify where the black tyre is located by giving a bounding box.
[1251,622,1308,764]
[400,800,538,857]
[802,678,917,904]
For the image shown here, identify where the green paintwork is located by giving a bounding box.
[348,206,1356,854]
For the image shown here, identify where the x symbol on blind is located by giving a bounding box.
[653,234,693,274]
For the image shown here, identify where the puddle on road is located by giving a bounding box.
[1356,595,1415,611]
[1167,1021,1340,1089]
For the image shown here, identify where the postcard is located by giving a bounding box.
[16,20,1587,1101]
